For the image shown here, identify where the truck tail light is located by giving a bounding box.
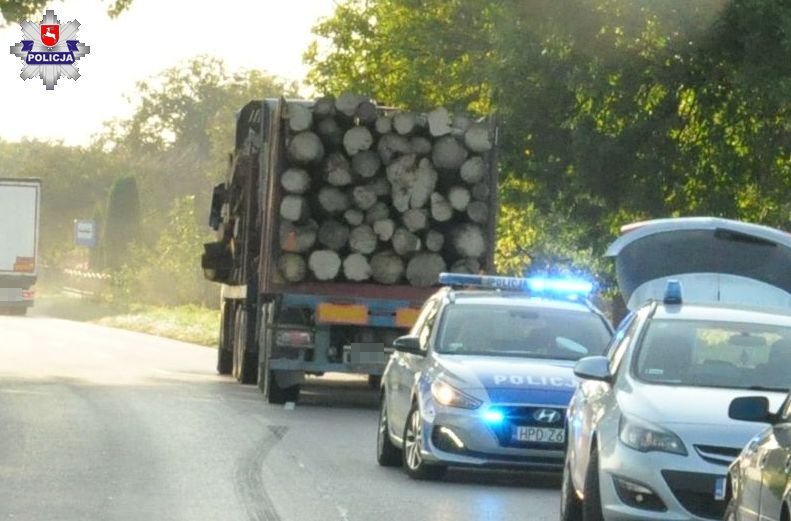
[275,330,313,348]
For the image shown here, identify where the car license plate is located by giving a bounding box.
[513,426,565,443]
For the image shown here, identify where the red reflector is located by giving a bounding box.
[275,330,313,347]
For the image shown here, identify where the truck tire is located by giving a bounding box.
[216,301,234,375]
[267,371,300,404]
[233,306,257,385]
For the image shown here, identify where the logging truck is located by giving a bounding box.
[201,95,498,403]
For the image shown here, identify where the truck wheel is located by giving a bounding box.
[216,302,233,375]
[377,393,402,467]
[217,348,232,375]
[233,307,257,385]
[267,371,300,404]
[402,402,446,480]
[582,446,604,521]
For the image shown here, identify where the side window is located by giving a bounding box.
[782,396,791,422]
[409,298,436,337]
[417,301,440,351]
[608,313,640,377]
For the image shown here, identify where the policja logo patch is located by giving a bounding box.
[9,9,91,90]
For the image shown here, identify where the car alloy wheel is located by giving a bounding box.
[402,403,446,480]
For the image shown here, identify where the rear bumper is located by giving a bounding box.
[0,287,34,306]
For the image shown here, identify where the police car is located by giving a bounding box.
[562,217,791,521]
[376,273,614,480]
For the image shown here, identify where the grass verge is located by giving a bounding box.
[32,294,220,346]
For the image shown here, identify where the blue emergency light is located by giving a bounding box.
[663,279,683,305]
[481,408,505,425]
[437,272,593,298]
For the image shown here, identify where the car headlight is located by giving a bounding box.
[618,415,687,456]
[430,380,482,409]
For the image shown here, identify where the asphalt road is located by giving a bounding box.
[0,315,561,521]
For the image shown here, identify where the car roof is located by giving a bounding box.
[650,301,791,326]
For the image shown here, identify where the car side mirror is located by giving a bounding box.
[574,356,612,383]
[393,335,422,355]
[729,396,776,424]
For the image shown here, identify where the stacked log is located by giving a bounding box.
[275,94,494,287]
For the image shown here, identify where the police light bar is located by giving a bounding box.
[437,273,593,296]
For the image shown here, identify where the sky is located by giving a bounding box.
[0,0,337,146]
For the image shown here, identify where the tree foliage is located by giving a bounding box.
[2,55,294,305]
[102,175,141,270]
[0,0,131,25]
[306,0,791,284]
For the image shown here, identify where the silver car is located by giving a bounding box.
[724,393,791,521]
[376,273,613,480]
[562,218,791,521]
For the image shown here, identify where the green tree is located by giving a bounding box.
[102,175,141,270]
[0,0,131,24]
[306,0,791,285]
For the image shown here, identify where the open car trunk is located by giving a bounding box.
[605,217,791,310]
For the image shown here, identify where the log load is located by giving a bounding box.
[274,92,495,286]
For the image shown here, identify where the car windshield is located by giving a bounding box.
[436,304,611,360]
[635,319,791,390]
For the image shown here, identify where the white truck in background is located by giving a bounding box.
[0,178,41,315]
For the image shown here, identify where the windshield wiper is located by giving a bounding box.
[746,385,789,392]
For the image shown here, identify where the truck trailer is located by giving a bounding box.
[0,178,41,315]
[201,97,498,403]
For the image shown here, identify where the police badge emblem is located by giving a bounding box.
[9,10,90,90]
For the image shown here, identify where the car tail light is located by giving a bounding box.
[22,289,35,300]
[275,330,313,348]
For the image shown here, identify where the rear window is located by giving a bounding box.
[436,304,612,360]
[634,319,791,391]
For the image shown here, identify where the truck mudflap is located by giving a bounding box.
[606,217,791,310]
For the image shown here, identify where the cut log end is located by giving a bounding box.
[288,102,313,133]
[343,126,374,156]
[452,223,486,258]
[318,186,351,214]
[279,220,318,253]
[406,253,447,287]
[308,250,342,281]
[343,253,372,281]
[464,123,493,153]
[280,195,309,222]
[351,150,381,178]
[349,225,378,254]
[371,251,404,284]
[448,186,472,212]
[392,228,421,256]
[288,131,325,164]
[280,167,311,194]
[318,219,350,251]
[278,253,307,283]
[460,156,485,184]
[467,201,488,224]
[432,135,468,171]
